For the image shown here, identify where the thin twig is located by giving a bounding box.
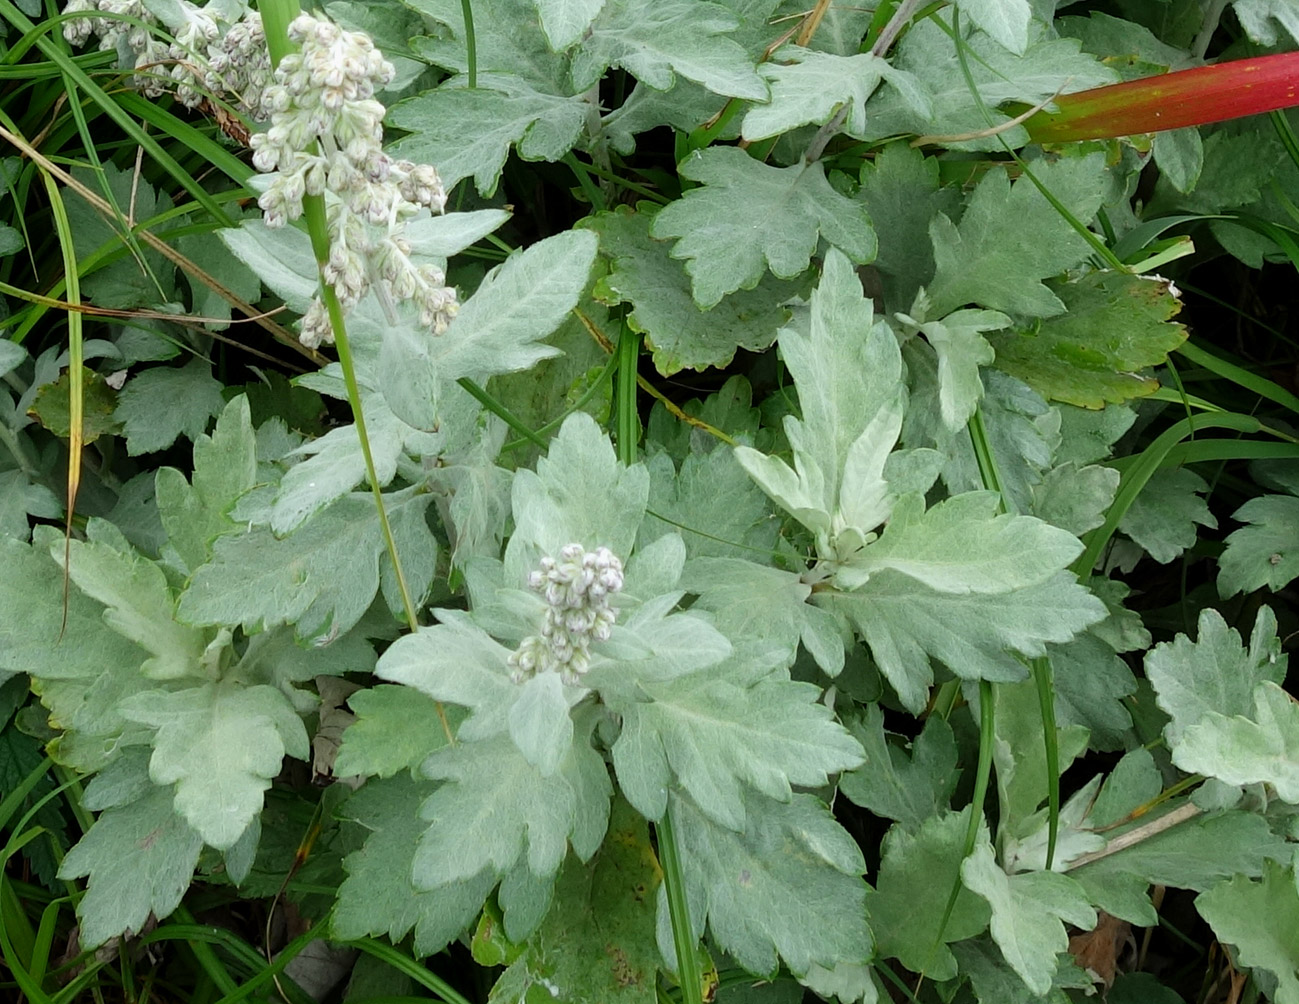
[1065,802,1201,872]
[910,83,1069,145]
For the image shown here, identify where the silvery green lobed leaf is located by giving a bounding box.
[867,807,990,981]
[821,570,1106,713]
[401,208,511,260]
[179,492,434,644]
[652,150,876,308]
[641,447,780,561]
[332,774,498,955]
[155,395,257,573]
[584,206,798,375]
[990,679,1091,841]
[58,785,203,948]
[381,230,597,428]
[507,412,648,581]
[734,248,901,545]
[903,308,1007,433]
[388,75,588,196]
[3,528,160,764]
[1118,467,1216,564]
[1172,682,1299,801]
[834,491,1084,594]
[1144,606,1287,748]
[665,791,871,989]
[50,523,207,681]
[407,0,569,85]
[333,685,460,779]
[113,357,225,456]
[683,557,844,675]
[1218,493,1299,597]
[610,673,863,829]
[1030,461,1120,536]
[120,680,309,850]
[740,47,930,141]
[1231,0,1299,46]
[220,219,318,312]
[413,728,611,886]
[839,704,960,830]
[571,0,767,98]
[924,155,1108,318]
[376,611,521,743]
[1196,860,1299,1004]
[961,841,1096,996]
[856,143,963,310]
[492,797,660,1004]
[957,0,1033,53]
[532,0,606,50]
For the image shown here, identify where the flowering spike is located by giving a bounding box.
[250,13,457,347]
[1025,52,1299,143]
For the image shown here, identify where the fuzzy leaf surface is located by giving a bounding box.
[838,492,1083,594]
[1196,860,1299,1003]
[388,75,587,195]
[652,150,876,308]
[333,774,497,955]
[1144,607,1286,748]
[120,681,309,849]
[839,704,959,829]
[415,732,611,886]
[612,674,864,829]
[734,248,901,539]
[962,842,1096,996]
[821,570,1106,712]
[58,786,203,948]
[179,493,427,644]
[114,358,225,456]
[54,530,206,681]
[669,791,871,984]
[925,156,1107,318]
[867,808,990,981]
[585,207,796,375]
[741,47,928,141]
[1117,467,1216,564]
[491,798,660,1004]
[1219,493,1299,596]
[1173,682,1299,801]
[571,0,766,98]
[155,395,256,573]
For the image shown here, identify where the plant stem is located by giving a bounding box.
[260,0,420,635]
[656,808,704,1004]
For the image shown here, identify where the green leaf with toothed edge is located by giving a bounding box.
[58,785,204,949]
[652,151,876,309]
[119,680,309,850]
[664,790,872,988]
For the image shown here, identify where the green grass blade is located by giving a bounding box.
[1176,339,1299,415]
[656,808,704,1004]
[346,938,473,1004]
[0,0,235,226]
[1072,412,1265,577]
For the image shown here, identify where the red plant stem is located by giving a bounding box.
[1025,52,1299,142]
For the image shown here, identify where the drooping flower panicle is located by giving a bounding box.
[61,0,271,121]
[250,13,457,349]
[509,545,625,686]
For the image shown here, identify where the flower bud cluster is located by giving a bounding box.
[509,545,624,686]
[250,13,457,349]
[61,0,270,120]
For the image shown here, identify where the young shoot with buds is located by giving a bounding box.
[509,545,625,686]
